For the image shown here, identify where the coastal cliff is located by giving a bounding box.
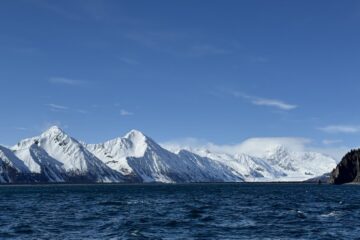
[330,149,360,184]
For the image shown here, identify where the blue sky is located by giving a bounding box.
[1,0,360,158]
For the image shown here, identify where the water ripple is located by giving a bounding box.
[0,183,359,239]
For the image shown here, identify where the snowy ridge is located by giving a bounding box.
[0,145,28,183]
[190,149,287,182]
[0,126,337,183]
[9,126,125,183]
[261,146,337,181]
[86,130,242,183]
[171,144,337,182]
[85,130,148,176]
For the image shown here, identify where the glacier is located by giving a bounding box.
[0,126,337,183]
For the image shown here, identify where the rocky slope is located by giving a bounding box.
[330,149,360,184]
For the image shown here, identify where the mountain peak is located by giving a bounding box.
[122,129,163,152]
[124,129,147,141]
[37,126,71,145]
[4,126,338,184]
[42,126,65,136]
[260,145,289,157]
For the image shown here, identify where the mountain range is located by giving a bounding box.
[0,126,337,183]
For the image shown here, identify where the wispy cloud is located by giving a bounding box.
[124,31,186,48]
[162,137,310,155]
[232,92,298,110]
[188,44,230,57]
[124,31,231,57]
[251,98,297,110]
[120,109,134,116]
[322,139,343,145]
[119,57,139,65]
[46,103,69,112]
[318,125,360,134]
[77,109,89,114]
[162,136,347,161]
[41,121,69,132]
[14,127,28,131]
[49,77,87,86]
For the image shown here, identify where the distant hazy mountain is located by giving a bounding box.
[0,126,337,183]
[165,144,337,182]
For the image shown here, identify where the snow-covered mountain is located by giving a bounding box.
[260,146,337,181]
[85,130,147,177]
[86,130,242,183]
[184,149,287,182]
[8,126,125,183]
[167,145,337,182]
[0,145,28,183]
[0,126,338,183]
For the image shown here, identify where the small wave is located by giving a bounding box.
[128,229,150,239]
[126,200,145,205]
[296,210,307,219]
[321,211,340,217]
[2,183,360,239]
[285,209,307,219]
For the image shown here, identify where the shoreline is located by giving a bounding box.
[0,181,328,187]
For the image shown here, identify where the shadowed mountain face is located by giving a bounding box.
[330,149,360,185]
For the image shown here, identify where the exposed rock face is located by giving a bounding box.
[305,173,331,184]
[330,149,360,184]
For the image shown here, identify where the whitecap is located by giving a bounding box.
[321,211,339,217]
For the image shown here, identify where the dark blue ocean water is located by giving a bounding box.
[0,183,359,240]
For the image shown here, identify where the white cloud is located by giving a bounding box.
[120,109,134,116]
[162,137,309,156]
[251,98,297,110]
[162,137,210,151]
[41,121,69,132]
[46,103,68,112]
[232,91,297,110]
[309,146,350,162]
[162,137,348,161]
[49,77,86,86]
[230,137,310,156]
[318,125,360,134]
